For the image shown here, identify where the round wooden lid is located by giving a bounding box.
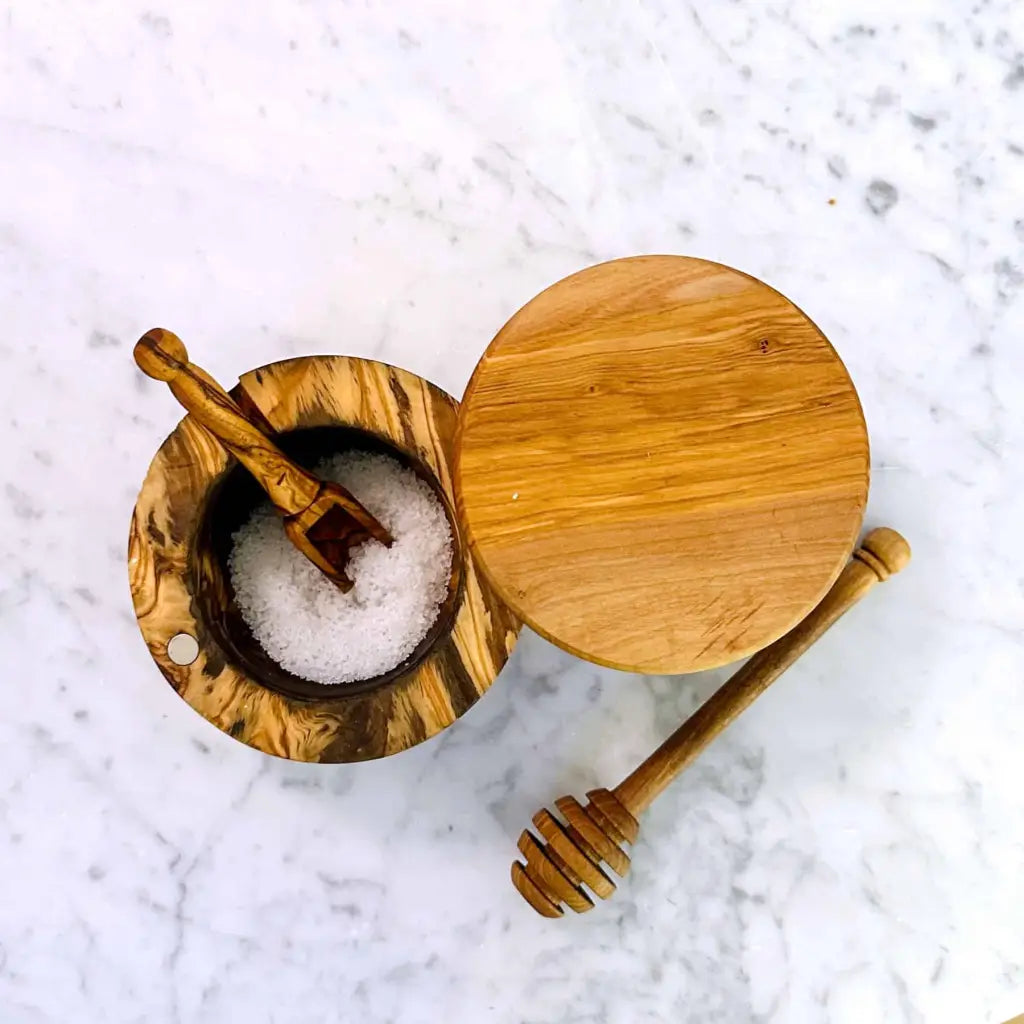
[455,256,869,674]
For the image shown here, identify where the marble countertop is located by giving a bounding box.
[2,1,1022,1021]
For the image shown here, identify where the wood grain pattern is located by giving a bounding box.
[457,255,870,674]
[134,329,392,590]
[129,355,520,763]
[511,527,910,916]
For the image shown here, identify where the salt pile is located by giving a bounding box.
[229,451,454,684]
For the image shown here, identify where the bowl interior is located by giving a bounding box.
[195,426,464,702]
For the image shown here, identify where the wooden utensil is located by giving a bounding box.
[134,328,393,591]
[511,527,911,917]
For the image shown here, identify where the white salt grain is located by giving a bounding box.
[228,451,454,685]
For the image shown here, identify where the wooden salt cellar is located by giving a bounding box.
[129,356,520,762]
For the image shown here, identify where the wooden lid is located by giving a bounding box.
[455,256,869,674]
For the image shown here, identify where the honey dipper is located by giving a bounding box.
[134,328,393,591]
[512,527,911,917]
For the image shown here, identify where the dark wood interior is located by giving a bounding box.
[195,426,465,703]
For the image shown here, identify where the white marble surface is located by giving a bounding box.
[1,1,1023,1021]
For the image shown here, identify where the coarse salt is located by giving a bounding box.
[228,451,454,684]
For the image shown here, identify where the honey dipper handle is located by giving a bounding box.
[134,328,320,515]
[613,528,911,817]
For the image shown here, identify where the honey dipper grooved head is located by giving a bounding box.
[512,789,638,917]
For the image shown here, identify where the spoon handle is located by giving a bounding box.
[134,327,320,515]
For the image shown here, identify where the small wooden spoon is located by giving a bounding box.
[134,328,393,591]
[512,527,911,917]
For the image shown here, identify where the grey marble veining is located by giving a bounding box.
[1,1,1023,1021]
